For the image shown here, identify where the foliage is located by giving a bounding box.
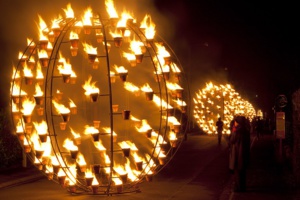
[0,108,22,169]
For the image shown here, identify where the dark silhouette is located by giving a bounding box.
[255,117,264,139]
[216,117,224,145]
[228,115,251,192]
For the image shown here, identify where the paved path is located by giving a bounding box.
[1,133,299,199]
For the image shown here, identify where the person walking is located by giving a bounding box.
[216,117,224,145]
[228,115,251,192]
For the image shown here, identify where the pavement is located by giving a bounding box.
[0,132,299,199]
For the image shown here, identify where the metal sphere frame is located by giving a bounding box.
[10,7,190,196]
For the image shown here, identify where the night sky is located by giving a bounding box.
[1,0,299,117]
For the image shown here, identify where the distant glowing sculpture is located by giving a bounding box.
[193,82,256,134]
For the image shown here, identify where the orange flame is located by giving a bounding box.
[63,3,74,19]
[82,75,100,95]
[105,0,118,19]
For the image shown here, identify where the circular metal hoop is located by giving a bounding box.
[10,7,190,195]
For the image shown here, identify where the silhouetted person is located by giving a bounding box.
[228,115,250,192]
[216,117,224,145]
[255,117,264,139]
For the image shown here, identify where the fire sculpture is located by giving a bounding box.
[9,0,190,196]
[193,82,256,135]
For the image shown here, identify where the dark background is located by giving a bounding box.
[1,0,299,118]
[152,1,300,117]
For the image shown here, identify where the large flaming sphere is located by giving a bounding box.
[10,1,189,195]
[193,82,256,134]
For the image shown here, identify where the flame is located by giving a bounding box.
[12,66,21,80]
[57,168,66,177]
[82,42,97,55]
[21,97,36,115]
[155,42,170,58]
[104,153,111,165]
[82,7,93,26]
[114,65,128,73]
[109,29,122,38]
[36,62,44,79]
[69,31,79,40]
[70,127,81,139]
[57,60,73,75]
[169,131,177,141]
[113,176,123,186]
[124,82,139,93]
[51,153,66,167]
[125,158,139,181]
[18,51,27,61]
[166,82,183,91]
[141,83,153,92]
[136,119,152,133]
[23,63,33,78]
[16,119,25,133]
[105,0,118,19]
[52,100,70,114]
[85,168,94,178]
[76,152,87,166]
[122,52,136,62]
[84,125,99,135]
[33,120,48,135]
[11,82,27,96]
[69,98,76,109]
[130,38,143,55]
[118,141,130,149]
[130,115,140,122]
[34,83,43,97]
[38,49,48,59]
[30,131,43,151]
[41,137,51,157]
[170,63,181,73]
[82,75,99,95]
[140,14,155,39]
[92,177,99,186]
[132,152,143,162]
[102,127,117,138]
[37,15,49,41]
[63,138,78,151]
[63,3,74,19]
[65,165,77,185]
[51,17,61,30]
[27,38,36,47]
[153,94,173,110]
[114,162,127,176]
[145,154,156,169]
[94,141,106,151]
